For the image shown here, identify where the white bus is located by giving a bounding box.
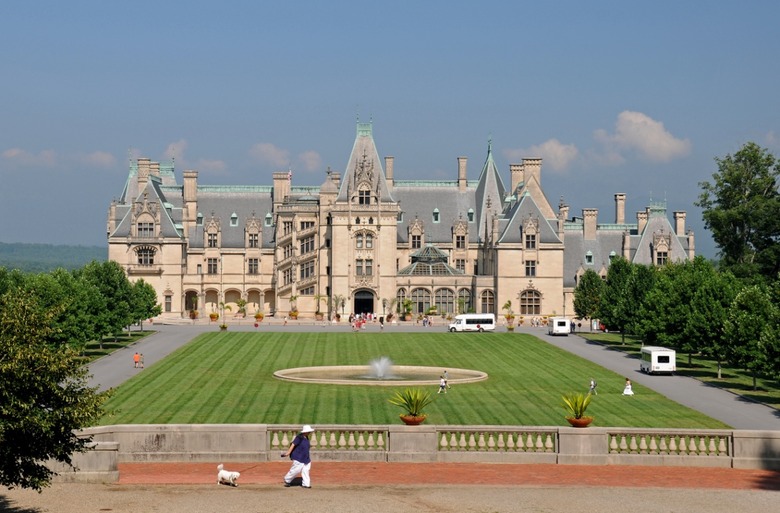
[547,317,571,336]
[639,346,676,374]
[448,313,496,332]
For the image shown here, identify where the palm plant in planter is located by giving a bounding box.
[562,391,594,427]
[388,388,434,425]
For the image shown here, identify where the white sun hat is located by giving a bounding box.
[301,424,315,433]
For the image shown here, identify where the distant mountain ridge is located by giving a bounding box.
[0,242,106,273]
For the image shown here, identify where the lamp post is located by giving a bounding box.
[382,298,387,315]
[341,299,345,316]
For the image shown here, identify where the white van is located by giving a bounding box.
[547,317,571,336]
[639,346,676,374]
[448,313,496,332]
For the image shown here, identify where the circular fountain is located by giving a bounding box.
[273,357,488,386]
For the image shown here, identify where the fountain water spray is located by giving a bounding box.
[369,356,393,379]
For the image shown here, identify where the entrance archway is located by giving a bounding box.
[353,290,375,316]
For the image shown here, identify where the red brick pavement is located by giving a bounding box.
[118,462,780,490]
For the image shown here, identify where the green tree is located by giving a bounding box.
[76,261,134,345]
[598,258,653,343]
[573,269,604,330]
[697,142,780,281]
[724,284,777,390]
[130,279,162,331]
[0,289,108,490]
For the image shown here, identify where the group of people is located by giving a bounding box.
[587,377,634,396]
[132,352,144,369]
[438,370,451,394]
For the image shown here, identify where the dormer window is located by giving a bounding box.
[585,251,593,265]
[359,190,371,205]
[230,213,238,227]
[467,209,474,223]
[432,208,440,223]
[264,213,273,227]
[196,213,203,226]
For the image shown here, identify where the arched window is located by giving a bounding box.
[356,233,364,249]
[520,290,541,315]
[136,246,156,266]
[411,288,431,314]
[395,288,407,314]
[480,290,494,314]
[458,288,472,314]
[434,288,454,314]
[365,233,373,248]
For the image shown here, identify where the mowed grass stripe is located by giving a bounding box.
[99,332,729,428]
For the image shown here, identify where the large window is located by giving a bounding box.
[136,247,155,265]
[434,288,454,315]
[248,258,259,274]
[455,258,465,272]
[412,235,421,249]
[365,233,373,248]
[656,251,668,266]
[525,260,537,277]
[300,221,315,230]
[458,288,472,314]
[283,268,293,285]
[356,259,373,276]
[208,233,218,248]
[359,190,371,205]
[480,290,494,314]
[248,233,259,248]
[411,288,431,314]
[525,234,536,249]
[356,234,363,248]
[300,236,315,255]
[300,260,315,280]
[456,235,466,249]
[520,290,541,315]
[207,258,218,274]
[137,222,154,238]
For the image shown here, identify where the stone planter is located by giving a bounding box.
[399,414,427,426]
[566,416,593,428]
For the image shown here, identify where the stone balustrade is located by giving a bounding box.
[53,424,780,483]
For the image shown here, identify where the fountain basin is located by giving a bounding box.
[273,365,488,386]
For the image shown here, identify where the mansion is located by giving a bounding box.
[107,122,695,321]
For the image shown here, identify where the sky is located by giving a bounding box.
[2,1,779,259]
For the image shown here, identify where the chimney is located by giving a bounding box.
[510,163,523,195]
[522,158,542,185]
[384,156,394,188]
[637,210,648,233]
[674,211,686,236]
[331,172,341,190]
[558,200,569,239]
[183,170,198,225]
[583,208,598,240]
[137,158,151,191]
[615,193,626,224]
[150,161,160,177]
[457,157,467,192]
[687,229,695,260]
[622,230,631,259]
[273,171,291,208]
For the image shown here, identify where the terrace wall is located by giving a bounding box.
[54,424,780,483]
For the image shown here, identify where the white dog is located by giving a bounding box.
[217,463,240,487]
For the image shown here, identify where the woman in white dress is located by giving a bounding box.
[622,377,634,396]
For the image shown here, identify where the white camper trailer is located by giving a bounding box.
[547,317,571,336]
[448,313,496,332]
[639,346,676,374]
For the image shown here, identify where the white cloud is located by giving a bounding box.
[249,142,290,169]
[164,139,188,161]
[195,158,227,174]
[297,150,322,172]
[2,148,57,167]
[81,151,116,168]
[505,139,579,173]
[594,111,691,162]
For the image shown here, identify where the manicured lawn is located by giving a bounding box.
[99,331,729,428]
[579,332,780,409]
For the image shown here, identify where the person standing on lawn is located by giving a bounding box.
[282,425,315,488]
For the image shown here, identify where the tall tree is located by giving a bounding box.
[130,279,162,331]
[573,269,604,330]
[598,258,653,343]
[0,289,108,490]
[76,261,133,345]
[724,285,776,390]
[697,142,780,281]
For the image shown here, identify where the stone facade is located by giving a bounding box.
[107,122,694,320]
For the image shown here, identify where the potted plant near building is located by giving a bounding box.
[236,299,247,318]
[188,297,198,320]
[502,300,516,329]
[209,311,219,322]
[402,299,413,321]
[562,391,594,427]
[314,294,325,321]
[254,303,264,322]
[288,295,299,320]
[388,388,434,425]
